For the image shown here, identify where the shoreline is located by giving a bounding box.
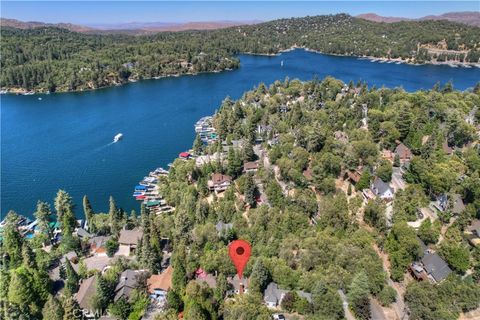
[0,67,236,96]
[2,48,479,95]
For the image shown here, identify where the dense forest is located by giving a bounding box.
[1,14,480,92]
[1,78,479,319]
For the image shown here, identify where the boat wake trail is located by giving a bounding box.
[94,141,115,152]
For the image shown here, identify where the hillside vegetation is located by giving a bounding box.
[1,14,480,92]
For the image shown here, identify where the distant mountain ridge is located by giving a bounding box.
[0,18,94,32]
[357,11,480,27]
[0,18,260,34]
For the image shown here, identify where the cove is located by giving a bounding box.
[1,48,479,218]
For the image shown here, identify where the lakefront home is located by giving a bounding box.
[118,228,143,256]
[208,173,232,192]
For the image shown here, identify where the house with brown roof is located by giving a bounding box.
[76,275,98,318]
[394,141,412,163]
[88,236,111,256]
[243,161,258,173]
[345,168,362,185]
[147,266,173,304]
[208,173,232,192]
[118,228,143,256]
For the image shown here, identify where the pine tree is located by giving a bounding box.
[109,196,119,235]
[244,173,256,207]
[243,140,255,162]
[34,200,52,241]
[140,203,150,233]
[83,195,95,233]
[42,295,64,320]
[95,275,116,311]
[393,154,401,167]
[22,242,36,269]
[61,207,77,251]
[249,258,270,294]
[193,134,204,155]
[54,189,74,223]
[356,170,371,191]
[64,259,79,294]
[3,211,24,267]
[62,296,81,320]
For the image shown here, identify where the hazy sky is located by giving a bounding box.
[1,1,478,25]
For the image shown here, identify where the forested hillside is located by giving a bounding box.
[2,78,479,319]
[1,14,480,93]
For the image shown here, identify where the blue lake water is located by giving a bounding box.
[1,49,479,219]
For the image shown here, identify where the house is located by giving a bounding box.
[243,161,258,173]
[433,194,465,214]
[410,239,452,283]
[147,266,173,304]
[118,228,143,256]
[345,168,362,185]
[371,177,394,200]
[264,282,286,308]
[83,255,111,272]
[263,282,312,308]
[208,173,232,192]
[421,252,452,283]
[75,227,92,239]
[88,236,111,256]
[451,194,466,215]
[61,251,79,264]
[76,275,98,318]
[115,269,146,302]
[222,139,245,152]
[179,152,191,160]
[433,194,448,212]
[194,268,217,289]
[465,220,480,247]
[394,141,412,163]
[215,221,233,235]
[227,275,249,295]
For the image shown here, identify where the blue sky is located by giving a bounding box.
[1,1,478,25]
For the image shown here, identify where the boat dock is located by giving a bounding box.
[132,167,175,214]
[195,116,218,144]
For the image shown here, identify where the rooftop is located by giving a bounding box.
[147,266,173,293]
[76,275,97,311]
[118,228,143,246]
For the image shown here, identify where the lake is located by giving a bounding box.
[1,49,479,219]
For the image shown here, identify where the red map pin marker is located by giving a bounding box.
[229,240,251,279]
